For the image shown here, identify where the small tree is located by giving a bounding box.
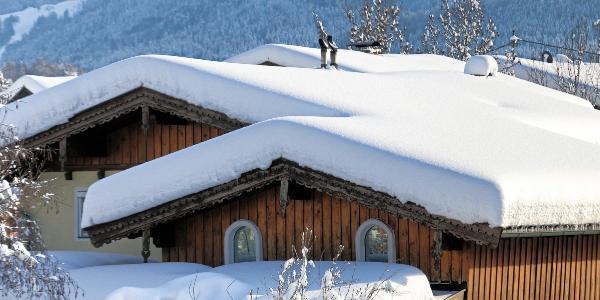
[421,0,497,60]
[346,0,411,54]
[420,14,440,55]
[594,19,600,63]
[0,95,79,297]
[0,72,13,105]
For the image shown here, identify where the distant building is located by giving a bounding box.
[3,75,75,103]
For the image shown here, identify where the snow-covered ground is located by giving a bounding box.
[39,251,435,299]
[105,261,434,300]
[0,0,86,57]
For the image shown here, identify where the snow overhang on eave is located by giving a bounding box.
[84,158,503,248]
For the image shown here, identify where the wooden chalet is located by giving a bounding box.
[5,50,600,300]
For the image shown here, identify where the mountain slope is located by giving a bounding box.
[1,0,598,70]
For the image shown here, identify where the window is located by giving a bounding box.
[356,219,396,263]
[224,220,262,264]
[74,188,88,239]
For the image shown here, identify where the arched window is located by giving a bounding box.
[356,219,396,263]
[224,220,262,264]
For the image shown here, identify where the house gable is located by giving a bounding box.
[84,158,502,248]
[24,87,247,149]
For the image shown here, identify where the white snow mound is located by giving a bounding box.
[106,261,434,300]
[464,55,498,76]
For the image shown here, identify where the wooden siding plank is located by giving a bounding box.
[161,125,170,156]
[313,192,323,260]
[474,244,482,300]
[349,200,359,261]
[258,190,268,260]
[408,221,419,267]
[186,216,195,262]
[398,219,409,265]
[193,124,202,143]
[489,247,498,300]
[185,124,193,147]
[275,186,286,260]
[386,210,397,263]
[497,240,507,300]
[201,124,209,141]
[221,201,231,262]
[418,224,430,277]
[195,214,204,264]
[331,196,342,260]
[285,198,295,259]
[441,249,451,282]
[203,209,213,266]
[212,207,222,266]
[451,249,462,283]
[267,188,277,261]
[466,243,475,300]
[321,194,332,260]
[294,197,303,254]
[340,198,351,260]
[303,193,314,258]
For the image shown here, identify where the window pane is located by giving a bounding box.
[234,226,256,263]
[364,225,388,262]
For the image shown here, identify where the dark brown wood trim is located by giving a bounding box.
[85,159,502,248]
[22,87,248,148]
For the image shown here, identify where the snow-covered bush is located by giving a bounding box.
[0,122,79,298]
[261,230,400,300]
[0,72,13,104]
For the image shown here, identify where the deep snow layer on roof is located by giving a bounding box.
[3,49,600,230]
[7,74,75,95]
[226,43,465,73]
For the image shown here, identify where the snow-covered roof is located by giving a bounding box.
[6,74,75,95]
[3,48,600,231]
[226,43,465,73]
[495,56,600,95]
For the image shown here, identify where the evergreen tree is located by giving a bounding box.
[420,14,440,54]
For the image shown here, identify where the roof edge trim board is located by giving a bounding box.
[23,87,249,148]
[84,158,502,248]
[502,223,600,237]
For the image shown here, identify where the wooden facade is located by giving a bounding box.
[46,109,225,171]
[157,184,600,300]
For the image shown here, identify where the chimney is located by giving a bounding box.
[327,35,339,69]
[318,38,328,68]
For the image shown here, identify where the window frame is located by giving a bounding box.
[223,219,263,264]
[74,187,89,240]
[355,218,396,263]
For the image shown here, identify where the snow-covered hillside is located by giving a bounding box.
[0,0,597,70]
[0,0,85,57]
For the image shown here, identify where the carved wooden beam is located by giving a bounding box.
[141,229,151,263]
[140,106,150,162]
[59,138,67,172]
[279,177,289,217]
